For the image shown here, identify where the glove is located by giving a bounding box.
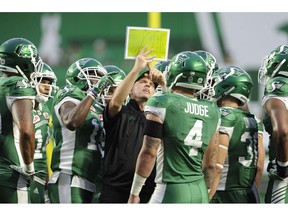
[10,165,35,186]
[91,74,115,96]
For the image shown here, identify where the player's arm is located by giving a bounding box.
[255,133,265,187]
[12,99,35,173]
[265,98,288,178]
[207,132,229,199]
[108,47,154,119]
[60,96,94,131]
[202,131,218,190]
[128,113,162,204]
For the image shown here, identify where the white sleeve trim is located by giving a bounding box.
[6,96,35,111]
[145,105,166,122]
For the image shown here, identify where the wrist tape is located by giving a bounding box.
[87,91,97,100]
[130,173,147,196]
[24,162,35,173]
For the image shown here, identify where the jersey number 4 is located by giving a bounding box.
[184,120,203,156]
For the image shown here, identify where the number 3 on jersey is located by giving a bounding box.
[184,120,203,156]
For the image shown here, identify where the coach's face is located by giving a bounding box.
[130,76,155,102]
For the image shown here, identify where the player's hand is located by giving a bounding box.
[10,165,35,186]
[92,74,115,96]
[128,194,140,204]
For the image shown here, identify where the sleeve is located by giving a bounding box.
[5,78,35,110]
[219,108,236,139]
[145,94,168,122]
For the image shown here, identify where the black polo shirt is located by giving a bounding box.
[102,99,156,199]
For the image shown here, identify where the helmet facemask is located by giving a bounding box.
[30,62,58,103]
[103,78,122,103]
[198,68,227,101]
[16,58,42,81]
[66,61,107,92]
[258,55,270,86]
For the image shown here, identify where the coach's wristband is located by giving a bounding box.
[130,173,147,196]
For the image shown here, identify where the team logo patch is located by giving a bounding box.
[220,109,230,117]
[43,112,50,120]
[58,86,75,98]
[267,81,284,92]
[16,79,31,89]
[33,115,40,123]
[90,106,96,112]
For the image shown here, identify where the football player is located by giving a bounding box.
[0,38,41,203]
[202,66,264,203]
[29,62,58,203]
[258,45,288,203]
[47,57,114,203]
[128,51,220,203]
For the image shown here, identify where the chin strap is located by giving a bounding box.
[35,94,49,103]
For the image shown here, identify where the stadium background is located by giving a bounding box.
[1,12,288,203]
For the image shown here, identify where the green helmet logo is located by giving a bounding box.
[15,44,38,60]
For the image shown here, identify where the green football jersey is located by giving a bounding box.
[216,107,261,191]
[145,91,221,184]
[262,76,288,169]
[0,76,35,188]
[51,85,103,183]
[33,103,51,181]
[261,76,288,174]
